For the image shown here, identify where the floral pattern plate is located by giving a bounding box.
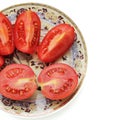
[0,3,87,118]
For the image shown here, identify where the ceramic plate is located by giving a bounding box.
[0,3,87,118]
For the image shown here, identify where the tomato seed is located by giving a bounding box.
[63,83,68,88]
[6,68,24,78]
[18,21,25,39]
[7,26,10,31]
[60,87,65,92]
[6,74,11,78]
[25,88,29,92]
[20,21,24,25]
[19,91,24,96]
[6,86,11,92]
[54,89,60,94]
[18,24,23,28]
[47,72,51,76]
[34,22,38,26]
[11,89,17,94]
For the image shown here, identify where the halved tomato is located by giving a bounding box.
[0,12,15,55]
[0,64,37,100]
[37,24,75,62]
[14,10,41,54]
[38,63,78,100]
[0,56,4,67]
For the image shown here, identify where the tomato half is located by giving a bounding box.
[0,12,15,55]
[0,64,37,100]
[38,63,78,100]
[0,56,4,67]
[14,10,41,54]
[37,24,75,62]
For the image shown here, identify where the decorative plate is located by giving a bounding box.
[0,3,87,118]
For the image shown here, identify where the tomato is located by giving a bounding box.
[38,63,78,100]
[0,12,15,55]
[0,56,4,67]
[0,64,37,100]
[37,24,75,62]
[14,10,41,54]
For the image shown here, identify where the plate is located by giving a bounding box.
[0,3,87,118]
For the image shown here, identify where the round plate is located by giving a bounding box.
[0,3,87,118]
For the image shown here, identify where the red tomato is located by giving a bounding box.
[38,63,78,100]
[0,12,15,55]
[0,64,37,100]
[14,10,41,54]
[37,24,75,62]
[0,56,4,67]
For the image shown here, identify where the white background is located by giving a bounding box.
[0,0,120,120]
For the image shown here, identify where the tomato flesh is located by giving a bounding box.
[0,12,14,55]
[0,64,37,100]
[38,63,78,100]
[14,10,41,54]
[37,24,75,62]
[0,56,4,67]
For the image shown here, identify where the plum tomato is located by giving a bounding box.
[0,64,37,100]
[14,10,41,54]
[0,12,15,55]
[37,24,75,62]
[38,63,78,100]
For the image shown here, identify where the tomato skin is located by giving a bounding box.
[38,63,78,100]
[0,56,4,67]
[14,10,41,54]
[37,24,75,62]
[0,12,15,55]
[0,64,37,100]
